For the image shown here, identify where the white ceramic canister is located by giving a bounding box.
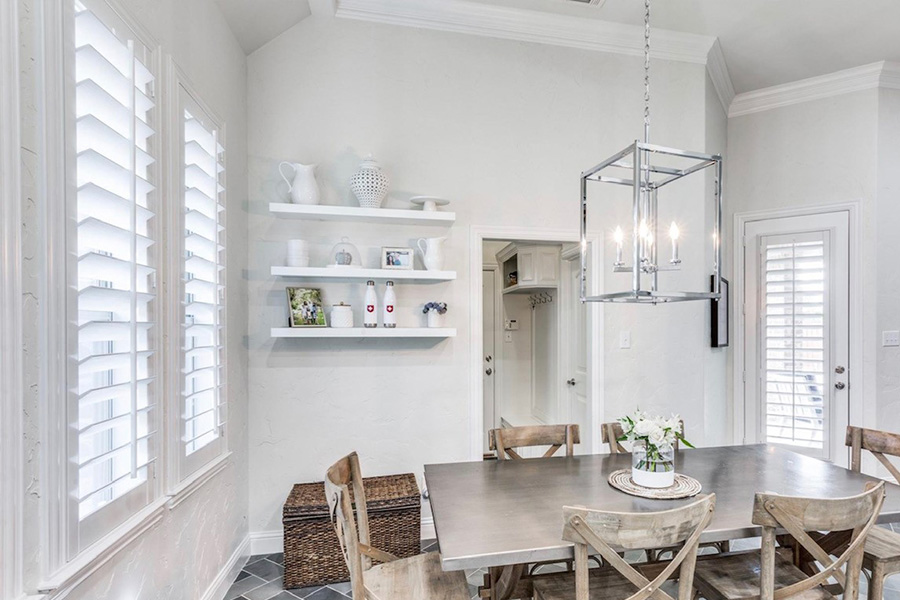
[364,280,378,328]
[383,281,396,328]
[330,303,354,328]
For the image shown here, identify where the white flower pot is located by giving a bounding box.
[631,467,675,488]
[426,311,444,328]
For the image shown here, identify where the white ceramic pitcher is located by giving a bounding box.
[417,237,446,271]
[279,162,320,205]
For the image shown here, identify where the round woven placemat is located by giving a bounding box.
[607,469,702,499]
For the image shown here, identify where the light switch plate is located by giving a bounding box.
[619,331,631,349]
[884,330,900,347]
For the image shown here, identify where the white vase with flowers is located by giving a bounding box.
[618,410,693,488]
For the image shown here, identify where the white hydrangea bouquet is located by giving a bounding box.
[618,410,693,488]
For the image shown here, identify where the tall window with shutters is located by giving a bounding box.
[760,232,829,456]
[67,0,159,552]
[176,80,227,478]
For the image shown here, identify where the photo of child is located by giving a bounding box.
[286,287,327,327]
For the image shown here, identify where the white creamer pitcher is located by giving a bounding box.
[279,162,320,205]
[417,237,446,271]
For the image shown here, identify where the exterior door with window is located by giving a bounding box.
[743,211,850,464]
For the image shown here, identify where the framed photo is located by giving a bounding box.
[381,246,414,270]
[711,276,729,348]
[287,287,327,327]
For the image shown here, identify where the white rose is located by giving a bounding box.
[648,426,666,446]
[634,419,656,437]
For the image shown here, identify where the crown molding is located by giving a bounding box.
[335,0,717,65]
[729,61,900,118]
[706,39,735,113]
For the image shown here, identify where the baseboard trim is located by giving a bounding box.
[200,535,250,600]
[249,517,437,557]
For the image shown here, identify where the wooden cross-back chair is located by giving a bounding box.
[532,494,717,600]
[325,452,470,600]
[693,482,886,600]
[489,424,580,460]
[844,426,900,600]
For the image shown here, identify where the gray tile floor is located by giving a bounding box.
[226,534,900,600]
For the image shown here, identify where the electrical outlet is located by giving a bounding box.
[505,332,513,343]
[619,331,631,349]
[884,330,900,347]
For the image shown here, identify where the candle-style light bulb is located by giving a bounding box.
[613,226,624,266]
[669,221,681,265]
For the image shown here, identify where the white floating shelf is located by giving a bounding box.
[269,203,455,225]
[271,266,456,282]
[271,327,456,339]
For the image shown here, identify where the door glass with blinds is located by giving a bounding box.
[177,82,226,477]
[743,212,850,463]
[68,0,158,552]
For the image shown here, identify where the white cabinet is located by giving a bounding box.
[496,243,561,294]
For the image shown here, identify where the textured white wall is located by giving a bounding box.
[18,0,249,597]
[247,15,728,536]
[725,90,880,442]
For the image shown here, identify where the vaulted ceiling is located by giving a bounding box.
[215,0,900,95]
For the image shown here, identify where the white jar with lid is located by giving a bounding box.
[330,303,354,328]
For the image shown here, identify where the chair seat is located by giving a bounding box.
[694,551,835,600]
[364,552,470,600]
[863,527,900,565]
[533,566,642,600]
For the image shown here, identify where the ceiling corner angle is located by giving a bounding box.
[880,61,900,91]
[705,38,735,114]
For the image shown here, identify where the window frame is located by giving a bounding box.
[43,0,165,577]
[163,58,229,491]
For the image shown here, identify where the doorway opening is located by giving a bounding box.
[480,237,595,458]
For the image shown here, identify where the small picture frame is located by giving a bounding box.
[711,276,729,348]
[381,246,414,270]
[287,287,327,327]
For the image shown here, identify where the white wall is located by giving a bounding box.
[726,89,881,441]
[247,15,727,537]
[18,0,249,597]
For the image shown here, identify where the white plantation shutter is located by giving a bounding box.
[178,85,226,476]
[760,232,829,456]
[69,0,158,549]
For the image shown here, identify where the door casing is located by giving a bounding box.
[732,202,863,466]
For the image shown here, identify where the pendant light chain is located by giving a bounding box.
[643,0,651,144]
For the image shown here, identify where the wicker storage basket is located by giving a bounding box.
[283,473,421,589]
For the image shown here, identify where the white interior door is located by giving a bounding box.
[562,253,588,454]
[743,211,850,463]
[483,268,497,453]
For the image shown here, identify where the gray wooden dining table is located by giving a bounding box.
[424,444,900,573]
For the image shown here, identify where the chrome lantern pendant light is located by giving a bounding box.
[580,0,723,304]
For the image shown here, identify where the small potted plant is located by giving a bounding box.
[423,302,448,328]
[618,410,693,488]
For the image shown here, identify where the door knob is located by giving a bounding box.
[835,382,846,390]
[485,368,493,376]
[567,378,576,386]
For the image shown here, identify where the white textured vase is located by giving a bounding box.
[350,155,390,209]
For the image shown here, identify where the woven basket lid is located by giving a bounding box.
[284,473,420,520]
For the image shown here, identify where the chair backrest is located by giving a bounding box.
[601,422,628,454]
[325,452,371,600]
[751,481,885,600]
[561,494,716,600]
[846,425,900,482]
[601,420,683,454]
[489,424,580,460]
